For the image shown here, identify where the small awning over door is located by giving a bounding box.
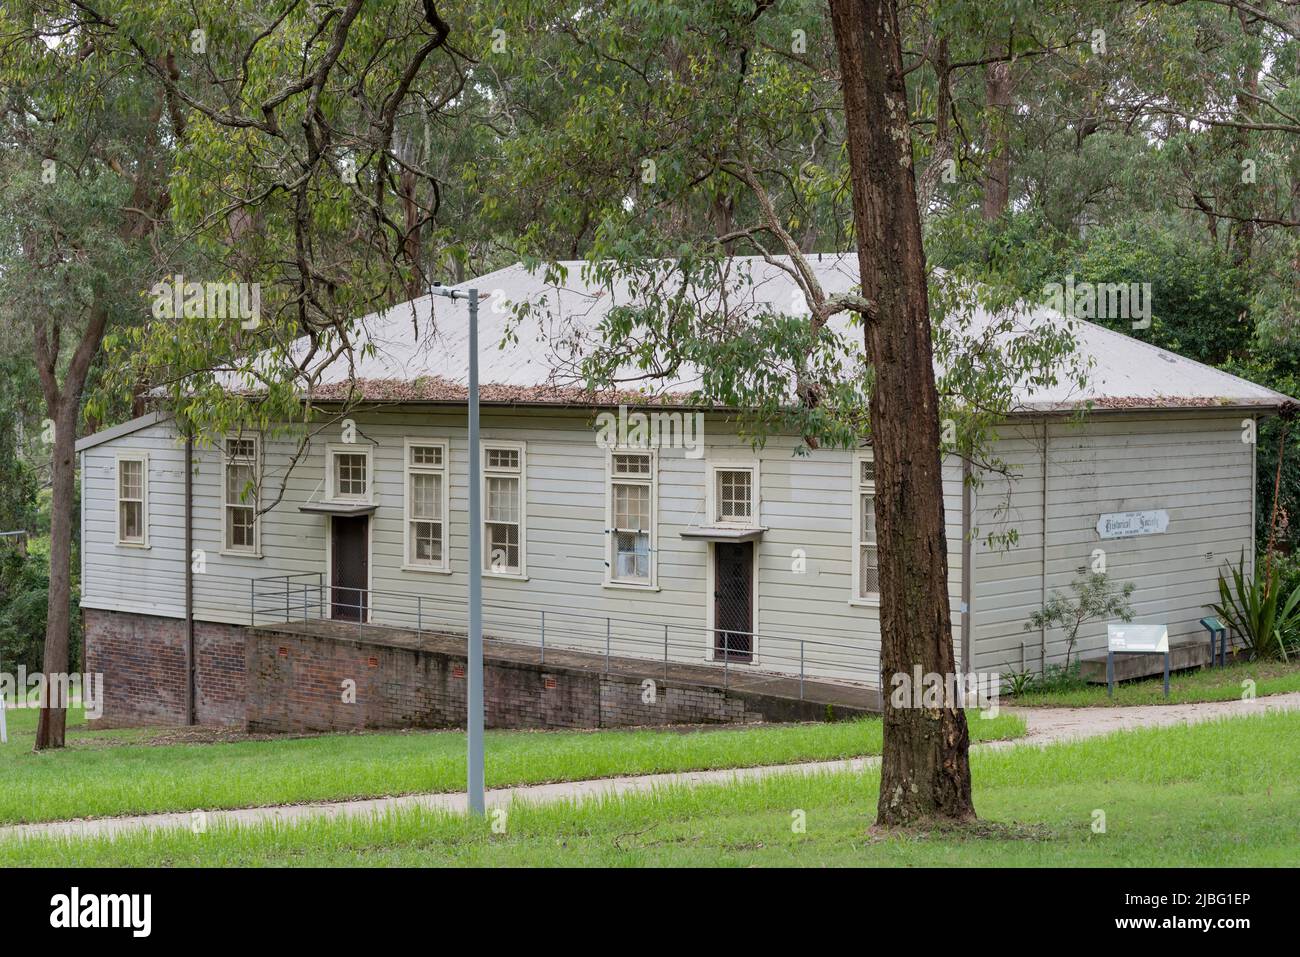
[298,502,378,516]
[679,526,767,543]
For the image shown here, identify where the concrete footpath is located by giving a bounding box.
[3,691,1297,843]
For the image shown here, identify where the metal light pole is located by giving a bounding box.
[429,283,484,816]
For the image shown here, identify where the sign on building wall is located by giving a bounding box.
[1096,509,1169,539]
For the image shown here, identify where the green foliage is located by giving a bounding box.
[1058,226,1253,366]
[0,358,39,535]
[1273,552,1300,608]
[999,669,1035,696]
[1034,662,1087,694]
[1210,552,1300,662]
[1223,347,1300,554]
[1026,569,1136,669]
[0,538,81,675]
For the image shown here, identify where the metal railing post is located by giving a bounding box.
[605,617,611,673]
[540,611,546,665]
[663,624,668,681]
[800,640,805,700]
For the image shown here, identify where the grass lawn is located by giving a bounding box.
[0,705,1024,826]
[3,710,1294,867]
[1008,658,1300,708]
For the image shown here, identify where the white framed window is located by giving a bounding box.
[223,435,260,555]
[709,462,758,526]
[115,453,149,547]
[852,453,880,603]
[607,450,656,587]
[404,439,449,572]
[326,444,373,502]
[482,441,526,577]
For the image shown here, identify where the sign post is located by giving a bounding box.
[0,653,7,745]
[1107,624,1170,699]
[1199,616,1227,667]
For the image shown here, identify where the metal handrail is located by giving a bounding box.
[247,573,873,697]
[250,575,863,653]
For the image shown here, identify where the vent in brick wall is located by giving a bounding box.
[367,656,378,668]
[278,646,288,657]
[544,676,556,690]
[452,664,465,679]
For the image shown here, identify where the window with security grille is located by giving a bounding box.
[484,444,524,574]
[333,452,368,499]
[117,457,146,544]
[406,442,447,568]
[610,452,653,583]
[856,454,879,600]
[224,436,259,552]
[715,468,753,523]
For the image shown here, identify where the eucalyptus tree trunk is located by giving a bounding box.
[827,0,975,826]
[33,295,109,751]
[981,57,1013,222]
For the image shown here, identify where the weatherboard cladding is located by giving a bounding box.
[80,407,1256,685]
[79,408,964,683]
[969,412,1255,676]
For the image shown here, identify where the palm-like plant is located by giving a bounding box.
[1210,552,1300,662]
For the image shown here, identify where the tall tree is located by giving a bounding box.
[828,0,975,825]
[479,0,1084,825]
[0,8,174,747]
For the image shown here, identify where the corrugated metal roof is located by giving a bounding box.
[261,254,1297,414]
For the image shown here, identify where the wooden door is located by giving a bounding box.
[330,515,369,621]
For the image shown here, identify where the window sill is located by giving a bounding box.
[220,550,263,560]
[848,597,881,608]
[603,581,660,593]
[401,564,453,575]
[483,571,529,582]
[116,542,151,550]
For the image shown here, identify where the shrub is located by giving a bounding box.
[1026,569,1136,669]
[1210,552,1300,662]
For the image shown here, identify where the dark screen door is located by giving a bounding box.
[714,541,753,662]
[331,515,369,621]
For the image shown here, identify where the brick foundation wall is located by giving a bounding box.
[194,621,248,726]
[83,608,855,733]
[83,609,247,728]
[246,628,781,733]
